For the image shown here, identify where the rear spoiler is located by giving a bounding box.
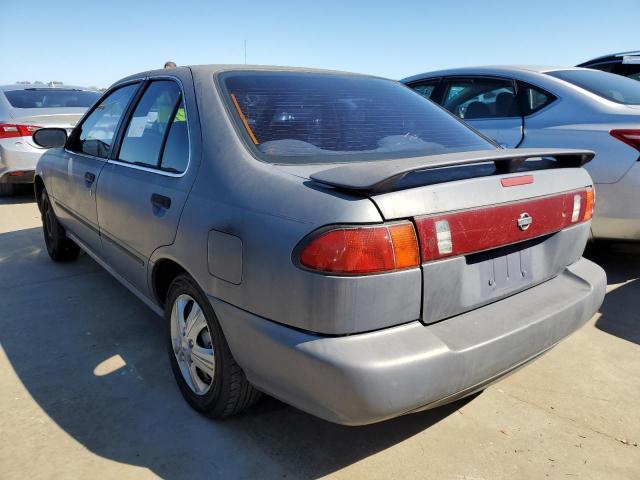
[309,148,594,194]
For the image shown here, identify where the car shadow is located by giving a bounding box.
[585,242,640,346]
[0,186,36,205]
[0,226,471,479]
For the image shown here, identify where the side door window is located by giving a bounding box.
[159,99,189,173]
[118,80,182,168]
[68,84,139,158]
[408,80,440,100]
[443,78,520,119]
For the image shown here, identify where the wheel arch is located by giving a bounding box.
[151,257,191,308]
[34,175,45,212]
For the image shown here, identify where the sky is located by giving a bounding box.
[2,0,639,89]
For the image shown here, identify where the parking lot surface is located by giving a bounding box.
[0,191,638,480]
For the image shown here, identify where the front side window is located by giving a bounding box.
[118,80,182,168]
[442,78,519,119]
[547,69,640,104]
[69,84,139,158]
[222,72,494,164]
[4,89,101,109]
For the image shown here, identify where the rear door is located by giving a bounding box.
[440,77,524,147]
[95,77,195,294]
[52,83,140,252]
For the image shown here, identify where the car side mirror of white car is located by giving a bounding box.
[33,128,68,149]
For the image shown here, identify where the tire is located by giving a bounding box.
[166,274,261,418]
[0,183,15,197]
[40,189,80,262]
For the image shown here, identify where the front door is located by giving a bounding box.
[95,79,192,294]
[440,77,524,148]
[54,83,140,252]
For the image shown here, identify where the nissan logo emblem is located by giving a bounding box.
[517,212,533,231]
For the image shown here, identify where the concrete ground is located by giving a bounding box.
[0,190,638,480]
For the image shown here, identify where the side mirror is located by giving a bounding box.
[33,128,68,149]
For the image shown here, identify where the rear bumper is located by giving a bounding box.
[212,257,606,425]
[0,139,44,184]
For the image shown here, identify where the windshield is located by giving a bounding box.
[3,88,101,109]
[222,72,495,164]
[546,69,640,104]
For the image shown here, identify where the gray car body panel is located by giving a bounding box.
[36,65,606,424]
[401,66,640,240]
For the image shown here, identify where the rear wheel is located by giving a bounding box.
[0,184,15,197]
[40,189,80,261]
[166,274,261,417]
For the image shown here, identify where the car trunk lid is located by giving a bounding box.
[299,148,595,324]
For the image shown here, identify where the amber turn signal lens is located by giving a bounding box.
[584,187,595,221]
[299,222,420,275]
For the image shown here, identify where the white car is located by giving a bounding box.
[0,84,100,196]
[402,66,640,241]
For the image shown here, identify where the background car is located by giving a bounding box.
[577,50,640,80]
[32,65,604,425]
[0,83,101,196]
[402,66,640,241]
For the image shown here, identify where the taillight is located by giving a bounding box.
[415,188,595,262]
[0,124,42,139]
[298,221,420,275]
[610,129,640,151]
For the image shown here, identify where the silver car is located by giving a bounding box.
[32,65,605,425]
[402,66,640,241]
[0,83,100,196]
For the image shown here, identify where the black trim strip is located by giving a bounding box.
[55,201,100,235]
[55,200,145,266]
[100,231,146,266]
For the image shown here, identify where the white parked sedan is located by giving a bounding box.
[402,66,640,241]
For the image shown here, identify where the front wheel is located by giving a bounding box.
[166,274,261,417]
[40,189,80,262]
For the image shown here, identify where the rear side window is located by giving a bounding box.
[160,100,189,173]
[547,69,640,104]
[222,72,494,164]
[118,81,182,168]
[69,84,139,158]
[410,80,439,100]
[442,78,519,119]
[3,89,100,108]
[519,83,556,115]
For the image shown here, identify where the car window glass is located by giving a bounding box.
[521,84,555,114]
[71,84,138,158]
[3,89,101,109]
[160,99,189,173]
[223,72,495,164]
[443,79,519,119]
[118,81,181,167]
[411,82,438,100]
[547,69,640,104]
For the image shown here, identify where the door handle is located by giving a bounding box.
[151,193,171,210]
[84,172,96,184]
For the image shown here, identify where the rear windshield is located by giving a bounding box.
[546,69,640,104]
[222,72,495,164]
[3,89,101,108]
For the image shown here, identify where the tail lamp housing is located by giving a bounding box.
[0,124,42,139]
[297,187,595,275]
[610,129,640,152]
[298,222,420,275]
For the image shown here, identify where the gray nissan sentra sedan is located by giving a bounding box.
[32,65,606,425]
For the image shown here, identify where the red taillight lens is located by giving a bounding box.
[299,222,420,275]
[0,124,42,139]
[610,129,640,151]
[415,188,594,262]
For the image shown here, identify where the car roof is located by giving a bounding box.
[0,84,98,92]
[400,65,589,83]
[579,50,640,64]
[114,64,383,86]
